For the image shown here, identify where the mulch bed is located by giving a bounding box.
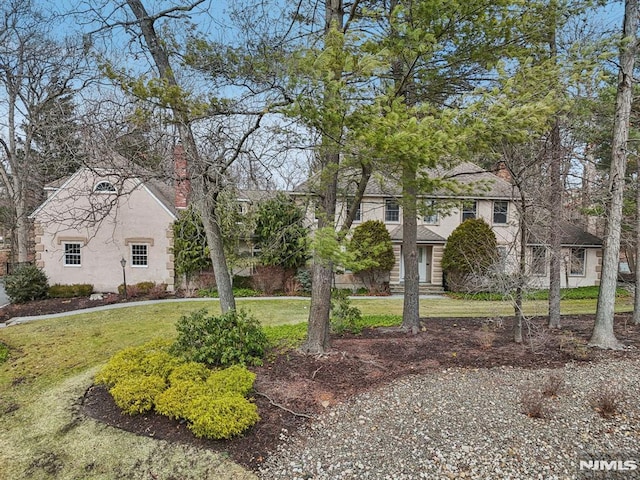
[79,313,639,472]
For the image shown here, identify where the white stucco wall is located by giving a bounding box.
[33,170,176,293]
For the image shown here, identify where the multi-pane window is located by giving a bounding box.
[423,199,438,224]
[461,200,477,221]
[493,200,508,224]
[131,244,148,267]
[385,198,400,222]
[64,243,81,266]
[531,246,546,276]
[348,200,361,222]
[569,248,586,276]
[94,181,116,192]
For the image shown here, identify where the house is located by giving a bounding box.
[30,158,184,293]
[295,161,602,292]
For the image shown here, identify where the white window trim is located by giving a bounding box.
[130,243,149,268]
[93,181,117,193]
[531,245,547,276]
[461,200,477,222]
[63,242,82,267]
[385,198,400,223]
[492,200,509,225]
[568,248,586,277]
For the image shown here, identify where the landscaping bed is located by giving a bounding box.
[81,313,640,472]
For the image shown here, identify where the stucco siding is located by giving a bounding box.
[33,171,176,292]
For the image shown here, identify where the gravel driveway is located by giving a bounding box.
[258,358,640,479]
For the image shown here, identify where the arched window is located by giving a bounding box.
[94,181,116,193]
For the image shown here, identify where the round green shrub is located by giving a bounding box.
[348,220,395,293]
[172,309,268,367]
[186,394,260,439]
[5,265,49,303]
[207,365,256,396]
[109,374,167,415]
[441,218,498,292]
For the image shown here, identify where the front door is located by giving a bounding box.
[418,246,431,283]
[401,246,432,283]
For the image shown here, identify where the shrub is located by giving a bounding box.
[348,220,395,293]
[48,284,94,298]
[95,339,179,387]
[147,283,168,299]
[330,289,362,334]
[187,394,260,439]
[109,374,167,415]
[207,364,256,396]
[233,276,253,289]
[155,379,209,420]
[254,192,309,270]
[520,388,549,419]
[172,309,268,367]
[295,268,312,293]
[251,265,287,294]
[542,373,564,398]
[592,384,624,419]
[442,218,498,293]
[5,264,49,303]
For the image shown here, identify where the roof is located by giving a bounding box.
[389,225,446,244]
[528,221,603,247]
[294,161,516,199]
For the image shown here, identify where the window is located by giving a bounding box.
[131,244,148,267]
[347,199,361,222]
[531,246,546,276]
[461,200,477,221]
[94,181,116,193]
[423,199,438,224]
[569,248,586,276]
[493,200,508,224]
[64,243,81,266]
[385,198,400,222]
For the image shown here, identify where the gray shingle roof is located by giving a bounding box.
[528,221,603,247]
[389,225,446,244]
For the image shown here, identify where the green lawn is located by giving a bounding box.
[0,293,633,480]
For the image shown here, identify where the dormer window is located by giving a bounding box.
[94,181,116,193]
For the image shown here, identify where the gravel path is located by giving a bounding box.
[258,359,640,479]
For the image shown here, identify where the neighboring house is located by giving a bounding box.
[294,161,602,292]
[30,161,183,293]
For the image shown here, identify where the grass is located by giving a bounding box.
[0,292,634,479]
[447,285,630,301]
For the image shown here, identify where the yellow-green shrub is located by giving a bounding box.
[155,379,209,420]
[95,339,178,386]
[167,361,211,384]
[109,375,167,415]
[186,394,260,439]
[207,364,256,396]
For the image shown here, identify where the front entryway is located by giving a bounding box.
[400,245,432,283]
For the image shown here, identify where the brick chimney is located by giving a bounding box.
[174,143,190,209]
[494,161,512,183]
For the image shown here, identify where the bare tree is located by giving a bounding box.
[590,0,638,349]
[0,0,89,263]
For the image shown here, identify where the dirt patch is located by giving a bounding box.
[80,313,640,472]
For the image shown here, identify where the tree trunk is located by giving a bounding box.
[401,162,420,333]
[547,28,562,328]
[302,0,344,354]
[514,189,528,343]
[549,119,562,328]
[591,0,637,348]
[634,156,640,324]
[125,0,237,312]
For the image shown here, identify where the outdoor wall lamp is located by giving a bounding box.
[120,257,127,300]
